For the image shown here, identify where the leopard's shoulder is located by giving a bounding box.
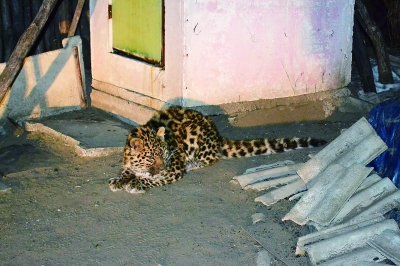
[148,106,205,124]
[145,106,210,137]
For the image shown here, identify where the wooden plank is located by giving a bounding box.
[355,0,393,84]
[79,0,91,69]
[0,0,59,103]
[353,19,376,93]
[68,0,86,37]
[72,45,87,108]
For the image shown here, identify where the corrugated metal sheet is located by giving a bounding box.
[296,215,386,255]
[297,117,387,183]
[234,117,400,265]
[301,218,399,265]
[368,229,400,265]
[331,177,398,226]
[233,160,305,206]
[283,164,373,226]
[233,160,301,188]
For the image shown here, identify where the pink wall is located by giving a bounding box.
[183,0,355,106]
[90,0,355,113]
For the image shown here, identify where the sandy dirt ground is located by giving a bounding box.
[0,107,364,266]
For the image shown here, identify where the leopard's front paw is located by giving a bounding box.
[125,182,147,194]
[108,177,124,192]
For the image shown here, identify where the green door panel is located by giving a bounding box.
[112,0,163,66]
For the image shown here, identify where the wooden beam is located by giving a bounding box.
[353,19,376,93]
[68,0,86,37]
[72,45,87,108]
[0,0,59,104]
[355,0,393,84]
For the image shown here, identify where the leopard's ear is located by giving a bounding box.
[156,127,165,140]
[130,138,144,151]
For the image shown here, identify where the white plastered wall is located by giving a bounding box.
[90,0,355,123]
[183,0,355,106]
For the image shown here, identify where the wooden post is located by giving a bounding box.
[79,0,91,69]
[0,0,59,104]
[353,19,376,93]
[355,0,393,84]
[68,0,86,37]
[72,46,87,108]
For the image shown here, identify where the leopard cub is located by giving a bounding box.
[109,106,326,193]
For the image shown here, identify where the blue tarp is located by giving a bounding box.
[368,97,400,187]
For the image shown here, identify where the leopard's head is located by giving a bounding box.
[123,126,168,176]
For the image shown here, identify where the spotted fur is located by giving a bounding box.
[109,106,327,193]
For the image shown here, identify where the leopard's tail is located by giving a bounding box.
[221,137,327,158]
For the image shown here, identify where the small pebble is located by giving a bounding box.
[252,213,266,224]
[256,250,271,266]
